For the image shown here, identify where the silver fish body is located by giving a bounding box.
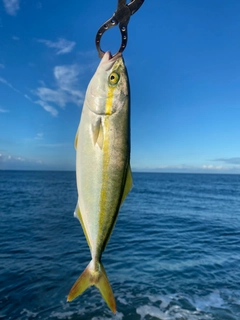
[67,52,132,313]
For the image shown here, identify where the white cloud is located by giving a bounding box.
[0,107,9,113]
[0,64,4,68]
[37,38,76,55]
[133,164,232,173]
[23,93,58,117]
[24,94,32,101]
[202,165,213,169]
[0,152,45,170]
[24,93,58,117]
[213,157,240,165]
[54,65,79,90]
[35,100,58,117]
[202,165,223,170]
[16,156,24,162]
[35,88,69,108]
[12,35,20,40]
[54,64,84,102]
[0,76,20,93]
[2,0,20,16]
[0,76,12,87]
[33,64,84,116]
[35,132,44,140]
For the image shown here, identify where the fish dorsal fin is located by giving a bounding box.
[74,202,91,250]
[74,127,79,150]
[91,117,103,149]
[121,165,133,204]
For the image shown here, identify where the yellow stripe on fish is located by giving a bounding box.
[98,116,110,243]
[98,84,117,232]
[105,86,115,115]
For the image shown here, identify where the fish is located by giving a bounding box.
[67,51,132,313]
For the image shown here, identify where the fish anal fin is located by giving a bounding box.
[91,118,103,149]
[67,260,116,313]
[121,165,133,204]
[74,203,91,250]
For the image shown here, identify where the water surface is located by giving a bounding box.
[1,171,240,319]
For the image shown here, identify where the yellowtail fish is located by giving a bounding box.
[67,51,132,313]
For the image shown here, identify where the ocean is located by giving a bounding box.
[1,171,240,320]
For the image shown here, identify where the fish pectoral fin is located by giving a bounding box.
[97,120,103,149]
[121,165,133,204]
[74,127,79,150]
[74,203,91,250]
[91,117,103,149]
[67,260,116,313]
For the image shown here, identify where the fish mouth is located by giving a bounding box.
[105,51,122,61]
[101,51,123,71]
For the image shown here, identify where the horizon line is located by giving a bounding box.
[0,169,240,175]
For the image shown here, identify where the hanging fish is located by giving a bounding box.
[67,51,132,313]
[67,0,145,312]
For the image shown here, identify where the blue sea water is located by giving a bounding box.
[1,171,240,320]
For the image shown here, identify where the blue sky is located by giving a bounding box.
[0,0,240,173]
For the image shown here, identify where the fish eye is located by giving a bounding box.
[108,72,120,86]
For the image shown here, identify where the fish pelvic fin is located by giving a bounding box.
[67,260,116,313]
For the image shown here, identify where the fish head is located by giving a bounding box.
[86,51,129,115]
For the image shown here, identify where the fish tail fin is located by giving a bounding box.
[67,260,116,313]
